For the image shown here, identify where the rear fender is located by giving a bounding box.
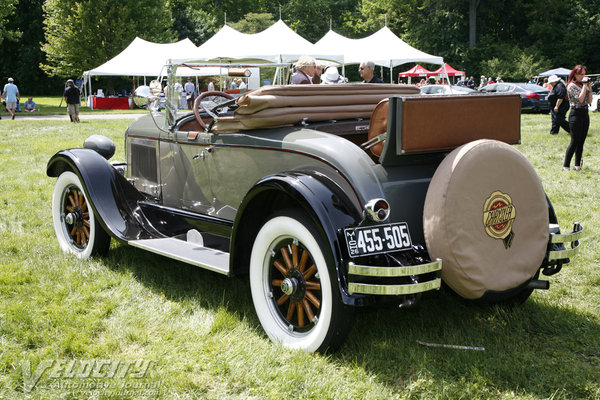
[47,149,161,242]
[231,171,369,306]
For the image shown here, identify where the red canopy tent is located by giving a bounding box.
[431,63,465,77]
[398,64,433,77]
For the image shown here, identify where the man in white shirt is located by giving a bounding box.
[184,79,195,109]
[2,78,20,120]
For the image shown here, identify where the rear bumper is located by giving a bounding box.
[347,258,442,295]
[547,222,583,260]
[542,222,583,275]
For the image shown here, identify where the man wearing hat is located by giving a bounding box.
[63,79,81,123]
[548,74,570,135]
[2,78,20,120]
[322,67,346,84]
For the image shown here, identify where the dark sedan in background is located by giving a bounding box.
[480,83,551,113]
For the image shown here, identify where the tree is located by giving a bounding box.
[0,0,63,94]
[169,0,219,45]
[230,12,274,33]
[41,0,175,78]
[0,0,19,45]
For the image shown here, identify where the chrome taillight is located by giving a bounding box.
[365,198,391,222]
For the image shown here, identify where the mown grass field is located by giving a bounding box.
[3,96,144,116]
[0,113,599,399]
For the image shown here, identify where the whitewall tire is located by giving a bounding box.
[52,171,110,258]
[250,211,352,352]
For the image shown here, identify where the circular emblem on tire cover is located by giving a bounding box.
[483,191,516,248]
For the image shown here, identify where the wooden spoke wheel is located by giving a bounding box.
[269,238,322,333]
[250,210,353,352]
[52,171,110,258]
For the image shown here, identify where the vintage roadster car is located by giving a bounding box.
[47,64,582,352]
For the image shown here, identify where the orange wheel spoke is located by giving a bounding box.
[272,279,283,286]
[297,302,305,327]
[83,220,90,228]
[82,212,89,218]
[303,264,317,280]
[76,229,81,245]
[66,205,73,213]
[302,298,315,322]
[305,281,321,290]
[70,225,77,236]
[280,247,293,270]
[83,226,90,239]
[68,194,76,208]
[81,201,87,212]
[276,294,289,306]
[78,193,84,208]
[291,243,298,268]
[299,250,309,272]
[73,190,80,205]
[305,290,321,309]
[286,301,296,321]
[273,260,288,275]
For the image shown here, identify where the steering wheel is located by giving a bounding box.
[193,91,235,130]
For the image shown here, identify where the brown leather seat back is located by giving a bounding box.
[366,99,389,157]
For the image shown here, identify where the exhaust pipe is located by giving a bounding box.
[526,280,550,290]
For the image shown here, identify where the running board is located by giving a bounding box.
[128,238,230,275]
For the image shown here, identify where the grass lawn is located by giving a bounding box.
[4,96,145,116]
[0,114,599,399]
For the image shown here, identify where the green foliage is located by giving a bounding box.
[0,0,19,45]
[0,0,65,95]
[169,0,219,45]
[41,0,175,78]
[230,12,275,34]
[480,45,551,82]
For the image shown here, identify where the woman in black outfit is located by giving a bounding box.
[563,65,593,171]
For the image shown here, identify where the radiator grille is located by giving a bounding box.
[130,143,157,182]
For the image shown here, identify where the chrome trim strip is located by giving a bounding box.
[550,223,584,244]
[548,243,581,261]
[349,259,442,277]
[348,278,441,295]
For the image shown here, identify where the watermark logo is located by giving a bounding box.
[22,359,154,394]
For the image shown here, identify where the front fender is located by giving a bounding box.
[231,171,370,306]
[47,149,161,242]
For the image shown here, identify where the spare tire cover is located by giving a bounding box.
[423,139,549,299]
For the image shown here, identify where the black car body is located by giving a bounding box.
[480,82,551,113]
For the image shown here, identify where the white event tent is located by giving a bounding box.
[180,20,345,84]
[82,37,205,106]
[313,26,444,83]
[185,20,344,65]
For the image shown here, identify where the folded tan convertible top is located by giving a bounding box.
[213,83,419,132]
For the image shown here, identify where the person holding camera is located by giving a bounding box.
[563,65,593,171]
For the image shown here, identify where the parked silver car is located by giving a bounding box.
[420,84,475,95]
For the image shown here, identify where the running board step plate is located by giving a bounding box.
[129,238,230,275]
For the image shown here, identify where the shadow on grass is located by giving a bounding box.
[100,243,599,398]
[102,243,258,321]
[337,289,600,398]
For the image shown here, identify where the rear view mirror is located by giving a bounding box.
[134,80,163,110]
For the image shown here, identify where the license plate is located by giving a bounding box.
[344,222,412,257]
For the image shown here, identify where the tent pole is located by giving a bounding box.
[89,75,93,110]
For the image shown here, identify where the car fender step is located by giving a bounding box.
[129,238,230,275]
